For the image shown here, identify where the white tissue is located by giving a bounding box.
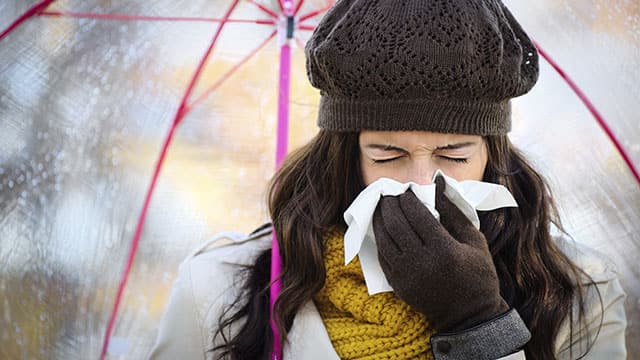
[342,169,518,295]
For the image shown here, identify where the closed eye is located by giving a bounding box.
[441,156,468,163]
[371,157,401,164]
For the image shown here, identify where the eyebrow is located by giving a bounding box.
[364,144,408,152]
[434,141,477,151]
[364,141,477,152]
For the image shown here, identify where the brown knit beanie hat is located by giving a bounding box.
[305,0,539,135]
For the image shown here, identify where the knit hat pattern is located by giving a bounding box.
[305,0,539,135]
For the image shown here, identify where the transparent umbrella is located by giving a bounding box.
[0,0,638,358]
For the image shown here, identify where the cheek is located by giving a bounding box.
[360,157,380,186]
[458,150,488,181]
[445,144,488,181]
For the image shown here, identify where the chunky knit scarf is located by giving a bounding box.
[314,228,435,360]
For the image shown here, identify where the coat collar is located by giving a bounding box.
[284,300,340,360]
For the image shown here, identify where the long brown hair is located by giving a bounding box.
[212,130,600,359]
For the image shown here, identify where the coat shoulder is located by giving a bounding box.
[552,233,627,359]
[553,233,618,284]
[148,225,272,359]
[188,224,273,268]
[183,224,273,321]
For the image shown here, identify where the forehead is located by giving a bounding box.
[359,130,482,147]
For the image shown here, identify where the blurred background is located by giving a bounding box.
[0,0,638,358]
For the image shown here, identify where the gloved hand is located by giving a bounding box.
[372,175,509,333]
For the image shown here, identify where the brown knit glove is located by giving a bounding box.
[372,176,509,333]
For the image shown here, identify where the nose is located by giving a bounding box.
[407,158,437,185]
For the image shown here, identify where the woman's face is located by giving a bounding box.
[359,130,488,185]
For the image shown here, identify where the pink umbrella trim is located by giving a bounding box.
[0,0,56,40]
[534,42,640,185]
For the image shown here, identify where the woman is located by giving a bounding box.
[150,0,627,359]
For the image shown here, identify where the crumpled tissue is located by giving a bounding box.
[343,169,518,295]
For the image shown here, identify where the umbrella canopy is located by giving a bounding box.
[0,0,638,358]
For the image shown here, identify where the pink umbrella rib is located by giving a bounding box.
[535,42,640,186]
[98,1,243,359]
[247,0,280,19]
[297,24,316,31]
[186,30,277,113]
[294,0,305,16]
[298,2,334,23]
[0,0,57,41]
[38,10,275,25]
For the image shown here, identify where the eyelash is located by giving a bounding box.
[371,157,468,164]
[443,157,469,164]
[371,158,398,164]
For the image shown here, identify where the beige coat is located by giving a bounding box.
[148,229,627,359]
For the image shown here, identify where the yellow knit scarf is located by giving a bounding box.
[314,228,435,360]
